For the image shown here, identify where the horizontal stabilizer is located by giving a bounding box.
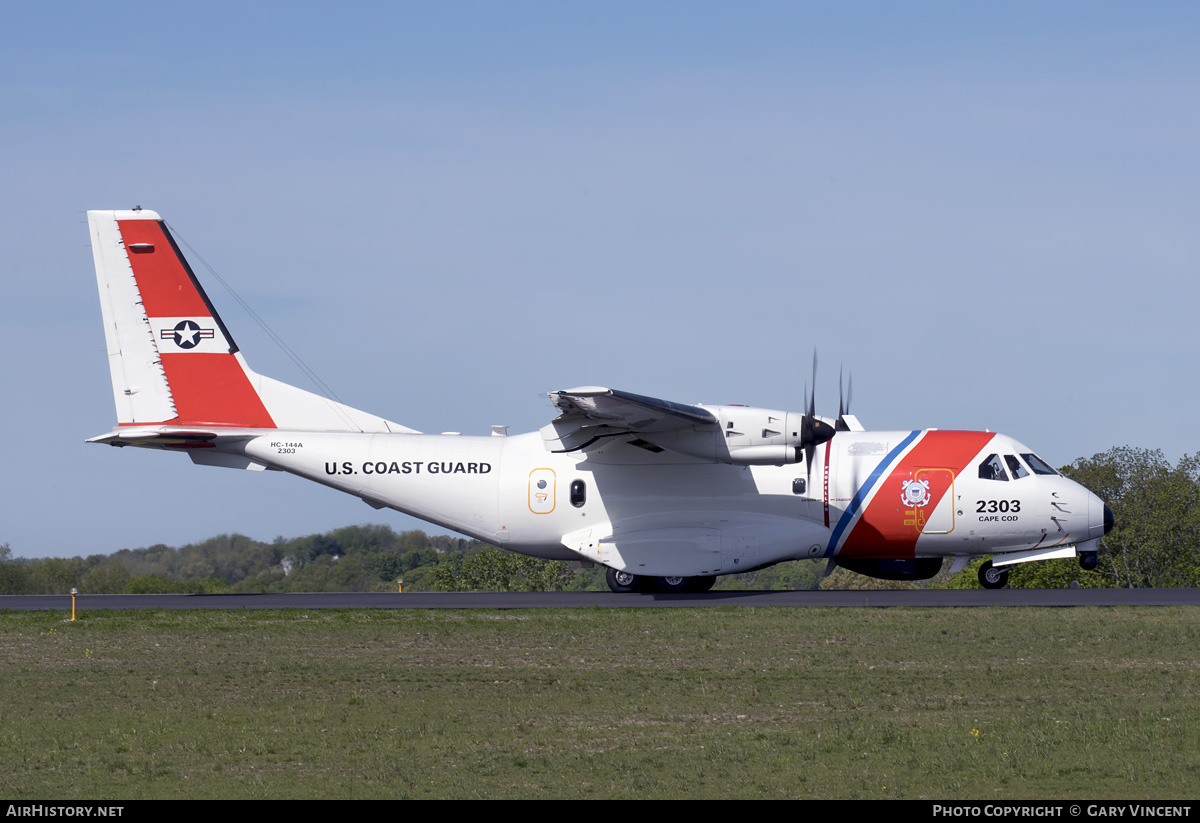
[87,427,255,450]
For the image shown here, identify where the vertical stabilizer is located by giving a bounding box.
[90,209,179,425]
[87,209,416,433]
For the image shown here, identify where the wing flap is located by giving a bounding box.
[545,386,717,453]
[550,387,716,429]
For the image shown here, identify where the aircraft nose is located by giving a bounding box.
[1084,489,1112,540]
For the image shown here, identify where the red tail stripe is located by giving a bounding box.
[116,219,276,429]
[160,354,276,428]
[117,220,211,318]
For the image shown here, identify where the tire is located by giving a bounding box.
[1079,551,1099,571]
[686,575,717,593]
[606,567,640,593]
[978,560,1009,590]
[656,576,690,593]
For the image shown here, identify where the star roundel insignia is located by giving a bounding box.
[159,320,215,349]
[172,320,202,348]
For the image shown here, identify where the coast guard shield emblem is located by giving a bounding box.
[900,478,931,508]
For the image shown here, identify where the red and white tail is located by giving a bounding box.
[88,209,415,433]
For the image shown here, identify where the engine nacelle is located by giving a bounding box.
[719,444,802,465]
[653,407,834,465]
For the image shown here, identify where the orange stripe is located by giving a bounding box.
[159,354,275,428]
[117,220,210,317]
[117,219,275,429]
[840,430,993,558]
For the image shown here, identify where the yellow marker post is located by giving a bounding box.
[70,587,78,621]
[397,578,403,594]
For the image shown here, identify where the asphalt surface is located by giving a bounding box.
[3,588,1199,611]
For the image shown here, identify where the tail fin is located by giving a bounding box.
[88,209,415,433]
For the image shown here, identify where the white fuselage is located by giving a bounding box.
[86,208,1110,587]
[232,427,1108,578]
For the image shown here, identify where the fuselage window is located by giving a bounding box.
[1005,454,1030,480]
[570,479,587,508]
[1021,453,1058,476]
[979,454,1009,481]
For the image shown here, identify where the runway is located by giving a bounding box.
[3,588,1199,610]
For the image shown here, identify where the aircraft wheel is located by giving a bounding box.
[1079,551,1099,571]
[687,576,716,593]
[606,568,640,593]
[656,576,690,593]
[978,560,1009,590]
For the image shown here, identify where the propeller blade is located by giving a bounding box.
[837,368,855,431]
[802,349,836,484]
[840,367,849,419]
[809,351,818,419]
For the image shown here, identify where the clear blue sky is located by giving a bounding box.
[3,2,1198,558]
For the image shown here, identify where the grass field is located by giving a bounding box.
[1,607,1197,799]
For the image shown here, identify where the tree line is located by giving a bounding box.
[1,446,1196,593]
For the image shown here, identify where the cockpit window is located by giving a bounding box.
[1005,454,1030,480]
[979,454,1009,481]
[1021,453,1058,476]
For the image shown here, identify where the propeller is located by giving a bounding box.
[837,366,854,431]
[800,351,836,486]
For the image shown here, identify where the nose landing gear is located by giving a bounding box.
[978,560,1010,590]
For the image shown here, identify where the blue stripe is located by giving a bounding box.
[825,430,922,556]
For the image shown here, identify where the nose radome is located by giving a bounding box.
[1085,489,1112,540]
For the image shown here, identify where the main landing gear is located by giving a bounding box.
[605,568,640,593]
[978,560,1010,590]
[605,568,716,594]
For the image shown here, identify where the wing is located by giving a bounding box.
[545,386,837,466]
[544,386,717,453]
